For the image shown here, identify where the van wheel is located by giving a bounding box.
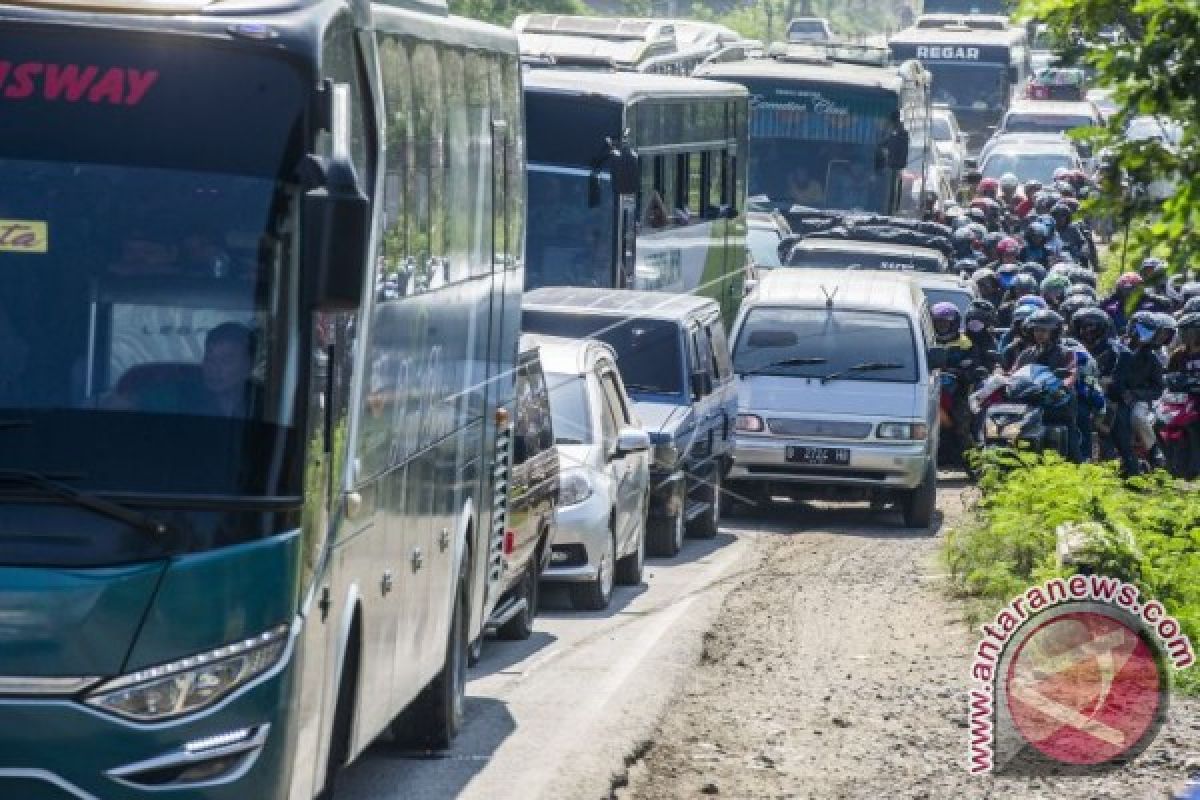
[901,462,937,529]
[615,521,645,585]
[391,555,468,750]
[689,470,721,539]
[571,529,615,610]
[497,560,538,641]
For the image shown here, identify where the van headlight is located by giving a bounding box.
[877,422,928,441]
[85,625,290,722]
[558,468,594,507]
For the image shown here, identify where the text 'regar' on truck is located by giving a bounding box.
[0,0,525,796]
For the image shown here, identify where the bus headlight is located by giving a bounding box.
[85,625,290,722]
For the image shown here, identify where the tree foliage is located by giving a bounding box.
[1019,0,1200,274]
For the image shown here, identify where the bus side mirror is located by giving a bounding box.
[884,129,909,170]
[303,154,370,311]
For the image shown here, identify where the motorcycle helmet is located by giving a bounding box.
[965,299,997,333]
[1026,221,1049,245]
[996,236,1021,260]
[1062,197,1082,214]
[1016,294,1048,310]
[968,222,988,242]
[982,231,1005,259]
[1151,312,1177,348]
[1054,181,1076,199]
[1026,309,1065,344]
[1127,310,1163,345]
[1071,307,1112,347]
[1052,166,1070,183]
[999,173,1020,195]
[971,267,999,295]
[1059,294,1095,323]
[1023,179,1043,199]
[1114,271,1143,297]
[1050,202,1073,225]
[1065,283,1098,301]
[1040,274,1071,307]
[1010,303,1038,335]
[1177,312,1200,349]
[1037,213,1057,232]
[1178,281,1200,303]
[930,301,963,342]
[977,177,1000,199]
[1035,192,1058,215]
[1011,273,1039,299]
[967,207,988,226]
[1138,256,1169,287]
[996,263,1022,290]
[1182,297,1200,316]
[1065,266,1097,288]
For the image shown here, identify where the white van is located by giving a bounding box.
[727,269,944,527]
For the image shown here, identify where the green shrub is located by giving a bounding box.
[944,451,1200,694]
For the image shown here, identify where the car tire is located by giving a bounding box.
[647,502,684,557]
[391,553,469,750]
[901,461,937,529]
[570,528,615,611]
[615,522,645,586]
[497,560,538,641]
[688,469,721,539]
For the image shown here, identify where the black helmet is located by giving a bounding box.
[1065,283,1098,301]
[1138,256,1169,287]
[1026,308,1065,337]
[1050,201,1073,222]
[1011,273,1039,298]
[1065,266,1097,288]
[1010,303,1038,334]
[971,266,998,292]
[1071,307,1111,346]
[965,299,997,333]
[1059,295,1096,322]
[1128,310,1164,344]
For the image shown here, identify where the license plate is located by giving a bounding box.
[785,446,850,465]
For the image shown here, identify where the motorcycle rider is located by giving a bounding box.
[1049,202,1094,268]
[1107,311,1166,475]
[971,267,1003,308]
[1021,221,1054,266]
[997,274,1040,328]
[1040,274,1071,311]
[964,300,1001,371]
[1138,257,1178,310]
[1162,312,1200,478]
[1014,309,1080,461]
[931,302,979,466]
[998,172,1022,213]
[1015,180,1043,219]
[1000,303,1038,371]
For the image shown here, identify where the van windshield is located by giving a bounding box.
[522,312,683,396]
[732,308,918,382]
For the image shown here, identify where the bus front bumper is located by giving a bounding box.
[0,635,297,800]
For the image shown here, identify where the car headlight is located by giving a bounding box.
[877,422,928,440]
[85,624,290,722]
[735,413,765,433]
[558,468,594,507]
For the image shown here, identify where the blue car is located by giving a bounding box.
[523,287,738,557]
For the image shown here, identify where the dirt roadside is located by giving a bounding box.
[616,481,1200,800]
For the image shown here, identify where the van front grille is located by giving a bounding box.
[766,419,872,439]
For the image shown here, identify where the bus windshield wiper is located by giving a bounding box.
[819,362,905,384]
[739,357,827,376]
[0,470,168,537]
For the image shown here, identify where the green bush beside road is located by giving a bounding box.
[943,452,1200,694]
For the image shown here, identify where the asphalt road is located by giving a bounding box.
[337,523,760,800]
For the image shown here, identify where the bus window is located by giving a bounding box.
[442,48,469,284]
[466,50,492,276]
[703,151,722,217]
[685,152,703,220]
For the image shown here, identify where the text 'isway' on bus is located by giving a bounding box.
[523,70,750,323]
[888,18,1030,152]
[0,0,524,796]
[696,44,932,222]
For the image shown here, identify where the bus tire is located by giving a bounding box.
[392,553,469,750]
[317,613,361,800]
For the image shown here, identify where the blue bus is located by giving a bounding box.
[0,0,523,796]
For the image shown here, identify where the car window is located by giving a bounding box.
[600,370,632,427]
[689,325,713,392]
[921,287,972,316]
[523,311,684,396]
[732,307,919,383]
[747,227,782,268]
[932,117,953,141]
[513,362,534,466]
[545,372,593,445]
[525,358,554,453]
[706,319,733,382]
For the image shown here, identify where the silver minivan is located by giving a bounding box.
[727,270,943,527]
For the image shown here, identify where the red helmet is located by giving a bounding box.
[1115,272,1144,293]
[977,177,1000,198]
[996,236,1021,258]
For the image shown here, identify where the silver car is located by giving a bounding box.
[529,334,651,611]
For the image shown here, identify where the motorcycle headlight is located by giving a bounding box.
[877,422,928,440]
[558,468,594,507]
[85,624,290,722]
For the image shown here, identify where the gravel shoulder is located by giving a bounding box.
[618,480,1200,800]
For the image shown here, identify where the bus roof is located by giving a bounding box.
[696,58,904,94]
[522,69,747,103]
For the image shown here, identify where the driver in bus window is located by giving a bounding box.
[787,165,824,207]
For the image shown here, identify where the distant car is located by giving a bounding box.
[932,108,969,186]
[979,134,1083,185]
[728,269,942,528]
[523,288,737,557]
[1026,67,1087,101]
[1030,50,1059,73]
[490,338,560,633]
[530,334,650,611]
[993,99,1102,139]
[746,210,792,272]
[785,239,949,274]
[911,271,977,314]
[786,16,835,42]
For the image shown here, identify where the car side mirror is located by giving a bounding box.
[926,346,948,371]
[691,369,713,398]
[614,427,651,456]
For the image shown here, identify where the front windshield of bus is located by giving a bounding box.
[742,80,898,214]
[0,29,306,498]
[925,63,1008,111]
[526,166,615,291]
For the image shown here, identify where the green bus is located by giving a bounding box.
[0,0,524,796]
[522,70,750,323]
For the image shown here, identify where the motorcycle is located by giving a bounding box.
[972,365,1072,457]
[938,358,988,474]
[1157,372,1200,479]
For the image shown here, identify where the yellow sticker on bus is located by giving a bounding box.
[0,220,48,253]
